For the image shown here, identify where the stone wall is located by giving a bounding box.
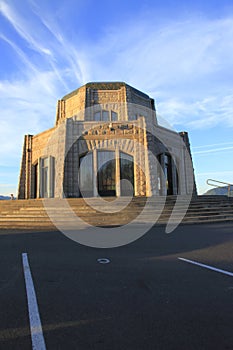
[145,120,196,196]
[18,82,197,199]
[18,135,31,199]
[55,82,156,124]
[63,118,149,197]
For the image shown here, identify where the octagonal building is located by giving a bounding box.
[18,82,196,199]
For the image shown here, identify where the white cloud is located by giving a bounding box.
[0,0,88,87]
[0,0,52,56]
[193,142,233,149]
[80,16,233,129]
[2,2,233,132]
[0,1,91,183]
[157,93,233,129]
[196,171,233,177]
[193,146,233,155]
[0,73,58,167]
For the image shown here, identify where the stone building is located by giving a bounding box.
[18,82,196,199]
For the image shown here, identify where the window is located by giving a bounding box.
[111,111,118,121]
[78,150,135,197]
[94,110,118,121]
[79,153,93,197]
[129,115,137,121]
[102,110,109,121]
[120,152,134,196]
[39,156,55,198]
[94,112,101,121]
[98,151,116,196]
[41,158,49,198]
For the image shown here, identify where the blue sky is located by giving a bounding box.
[0,0,233,196]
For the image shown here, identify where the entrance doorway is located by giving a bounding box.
[158,153,173,195]
[97,151,116,196]
[164,154,173,195]
[79,150,135,197]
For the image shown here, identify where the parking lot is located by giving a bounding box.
[0,222,233,350]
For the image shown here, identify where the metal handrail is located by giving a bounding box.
[206,179,233,197]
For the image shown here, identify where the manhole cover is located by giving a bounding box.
[97,258,110,264]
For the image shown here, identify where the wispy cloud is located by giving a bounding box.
[193,142,233,149]
[196,171,233,177]
[0,0,52,55]
[80,15,233,129]
[158,94,233,129]
[0,0,88,172]
[193,146,233,155]
[0,0,87,87]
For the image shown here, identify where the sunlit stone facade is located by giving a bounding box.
[18,82,196,199]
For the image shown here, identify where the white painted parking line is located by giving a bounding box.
[22,253,46,350]
[178,257,233,277]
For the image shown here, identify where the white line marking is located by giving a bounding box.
[22,253,46,350]
[178,257,233,277]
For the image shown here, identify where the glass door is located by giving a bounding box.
[97,151,116,196]
[79,153,93,197]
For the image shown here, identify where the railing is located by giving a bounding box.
[206,179,233,197]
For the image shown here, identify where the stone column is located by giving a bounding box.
[38,157,42,198]
[160,154,167,196]
[171,156,178,195]
[179,146,187,195]
[48,156,55,198]
[134,137,139,196]
[115,146,121,197]
[25,135,33,199]
[93,148,98,197]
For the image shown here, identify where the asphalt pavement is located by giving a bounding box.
[0,222,233,350]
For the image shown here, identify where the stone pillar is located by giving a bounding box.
[178,146,187,195]
[171,156,178,195]
[134,134,140,196]
[115,146,121,197]
[93,148,98,197]
[38,157,42,198]
[160,154,167,196]
[179,131,197,195]
[48,156,55,198]
[25,135,33,199]
[143,128,152,197]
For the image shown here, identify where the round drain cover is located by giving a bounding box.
[97,258,110,264]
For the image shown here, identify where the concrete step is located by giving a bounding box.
[1,217,233,229]
[1,196,233,229]
[1,207,233,217]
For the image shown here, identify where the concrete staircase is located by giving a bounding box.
[0,195,233,230]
